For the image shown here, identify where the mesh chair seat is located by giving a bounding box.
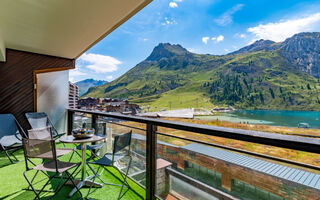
[36,149,73,159]
[33,160,78,173]
[0,134,22,147]
[89,153,125,166]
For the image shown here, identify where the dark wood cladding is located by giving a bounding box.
[0,49,74,131]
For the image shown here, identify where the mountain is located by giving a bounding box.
[229,39,277,55]
[85,32,320,111]
[74,79,107,96]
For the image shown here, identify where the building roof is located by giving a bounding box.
[0,0,152,61]
[157,158,172,170]
[181,143,320,190]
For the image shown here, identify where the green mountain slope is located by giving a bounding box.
[85,33,320,111]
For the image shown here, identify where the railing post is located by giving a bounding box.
[146,123,157,200]
[92,114,98,153]
[92,114,98,132]
[67,110,74,135]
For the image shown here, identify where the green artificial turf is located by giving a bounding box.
[0,143,145,200]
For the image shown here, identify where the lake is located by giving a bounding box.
[195,110,320,129]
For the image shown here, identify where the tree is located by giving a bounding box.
[307,83,311,90]
[259,92,264,103]
[269,88,275,99]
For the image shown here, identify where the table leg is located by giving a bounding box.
[68,143,102,198]
[81,143,87,180]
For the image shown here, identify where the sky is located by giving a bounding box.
[70,0,320,83]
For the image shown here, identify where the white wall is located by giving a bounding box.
[37,70,69,133]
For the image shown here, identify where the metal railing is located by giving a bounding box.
[67,108,320,200]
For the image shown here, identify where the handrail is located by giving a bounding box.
[68,108,320,154]
[106,120,320,171]
[68,108,320,200]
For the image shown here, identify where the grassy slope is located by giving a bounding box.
[85,49,320,111]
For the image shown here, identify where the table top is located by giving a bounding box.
[60,134,106,144]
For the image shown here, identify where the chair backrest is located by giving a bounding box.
[25,112,58,137]
[22,138,56,159]
[0,114,26,140]
[22,138,57,171]
[28,126,52,140]
[113,131,132,155]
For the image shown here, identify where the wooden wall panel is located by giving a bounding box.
[0,49,75,131]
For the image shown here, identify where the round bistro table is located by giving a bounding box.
[60,134,106,197]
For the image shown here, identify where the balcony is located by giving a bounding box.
[66,109,320,200]
[1,108,320,199]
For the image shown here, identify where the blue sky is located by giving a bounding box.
[70,0,320,83]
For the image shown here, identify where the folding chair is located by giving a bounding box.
[0,114,27,163]
[28,126,73,158]
[22,137,82,199]
[87,131,132,199]
[25,112,65,140]
[25,112,104,162]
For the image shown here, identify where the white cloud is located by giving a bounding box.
[211,35,224,43]
[78,53,121,73]
[217,35,224,42]
[202,36,210,44]
[240,34,246,38]
[169,2,178,8]
[174,0,182,2]
[248,12,320,42]
[161,17,177,26]
[69,68,87,76]
[106,75,113,81]
[69,68,87,82]
[214,4,244,26]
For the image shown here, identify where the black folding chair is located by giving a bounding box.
[25,112,65,140]
[28,126,74,158]
[22,137,82,199]
[0,114,27,163]
[87,131,132,199]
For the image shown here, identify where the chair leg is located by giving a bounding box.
[52,165,82,199]
[87,165,100,199]
[4,149,15,164]
[28,170,40,190]
[117,157,132,200]
[65,170,83,200]
[68,146,82,162]
[24,170,54,200]
[87,164,110,185]
[24,171,40,200]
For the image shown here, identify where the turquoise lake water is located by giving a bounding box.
[195,110,320,129]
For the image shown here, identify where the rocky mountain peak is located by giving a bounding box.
[279,32,320,78]
[146,43,190,61]
[230,39,276,55]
